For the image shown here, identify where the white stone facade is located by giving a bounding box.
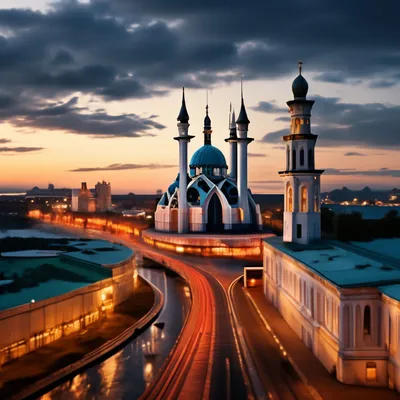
[263,240,400,390]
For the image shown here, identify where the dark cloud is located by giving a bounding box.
[251,101,287,114]
[70,163,177,172]
[0,147,44,153]
[344,152,367,156]
[248,153,266,158]
[0,0,399,140]
[0,96,166,138]
[262,95,400,148]
[0,138,11,144]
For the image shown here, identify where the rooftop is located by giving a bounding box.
[66,239,134,267]
[264,236,400,288]
[379,284,400,302]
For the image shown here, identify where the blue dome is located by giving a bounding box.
[189,145,227,168]
[167,173,191,194]
[292,74,308,98]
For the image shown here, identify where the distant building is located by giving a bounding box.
[71,189,80,212]
[77,182,95,213]
[25,184,71,212]
[95,181,112,212]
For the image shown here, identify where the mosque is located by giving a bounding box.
[154,88,262,233]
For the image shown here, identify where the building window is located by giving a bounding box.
[363,306,371,336]
[308,148,314,169]
[286,147,290,170]
[300,148,304,166]
[366,362,377,381]
[295,118,301,134]
[314,183,319,212]
[292,149,297,170]
[297,224,302,239]
[300,186,307,212]
[287,183,293,212]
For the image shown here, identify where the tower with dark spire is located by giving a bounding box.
[225,103,238,181]
[174,88,195,233]
[236,78,254,225]
[279,62,324,244]
[203,101,212,145]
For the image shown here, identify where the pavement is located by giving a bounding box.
[243,285,400,400]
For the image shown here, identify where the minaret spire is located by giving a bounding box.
[298,60,303,75]
[236,76,250,125]
[203,90,212,145]
[177,87,189,123]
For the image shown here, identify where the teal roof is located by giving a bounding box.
[379,285,400,302]
[292,74,308,98]
[189,145,227,168]
[264,236,400,288]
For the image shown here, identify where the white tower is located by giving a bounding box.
[175,88,194,233]
[225,105,238,182]
[236,86,253,225]
[280,62,324,244]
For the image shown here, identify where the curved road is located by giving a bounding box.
[45,224,316,399]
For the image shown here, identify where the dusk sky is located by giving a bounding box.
[0,0,399,194]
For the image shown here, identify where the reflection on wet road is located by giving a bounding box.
[41,265,190,400]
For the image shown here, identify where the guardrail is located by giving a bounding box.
[10,277,164,400]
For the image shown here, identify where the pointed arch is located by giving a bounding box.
[202,186,231,225]
[286,146,290,170]
[295,118,301,134]
[286,182,293,212]
[300,147,305,166]
[300,185,308,212]
[292,149,297,170]
[168,190,179,209]
[364,305,371,336]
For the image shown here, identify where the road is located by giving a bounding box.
[232,278,314,400]
[43,223,315,399]
[80,230,250,400]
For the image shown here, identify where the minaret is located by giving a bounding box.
[174,88,194,233]
[236,81,254,225]
[203,100,212,145]
[279,62,324,244]
[225,104,238,181]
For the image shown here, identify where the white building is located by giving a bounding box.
[263,63,400,392]
[155,88,262,233]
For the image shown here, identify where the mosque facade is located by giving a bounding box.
[154,89,262,234]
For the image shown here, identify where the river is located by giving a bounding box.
[40,264,191,399]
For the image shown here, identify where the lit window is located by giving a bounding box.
[301,186,307,212]
[287,184,293,212]
[366,362,377,381]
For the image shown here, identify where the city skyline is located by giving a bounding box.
[0,0,400,194]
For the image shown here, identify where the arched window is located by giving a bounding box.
[187,187,200,203]
[295,118,301,133]
[314,183,319,212]
[286,147,290,170]
[363,306,371,335]
[300,148,305,166]
[292,149,296,170]
[286,183,293,212]
[300,186,307,212]
[308,148,314,169]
